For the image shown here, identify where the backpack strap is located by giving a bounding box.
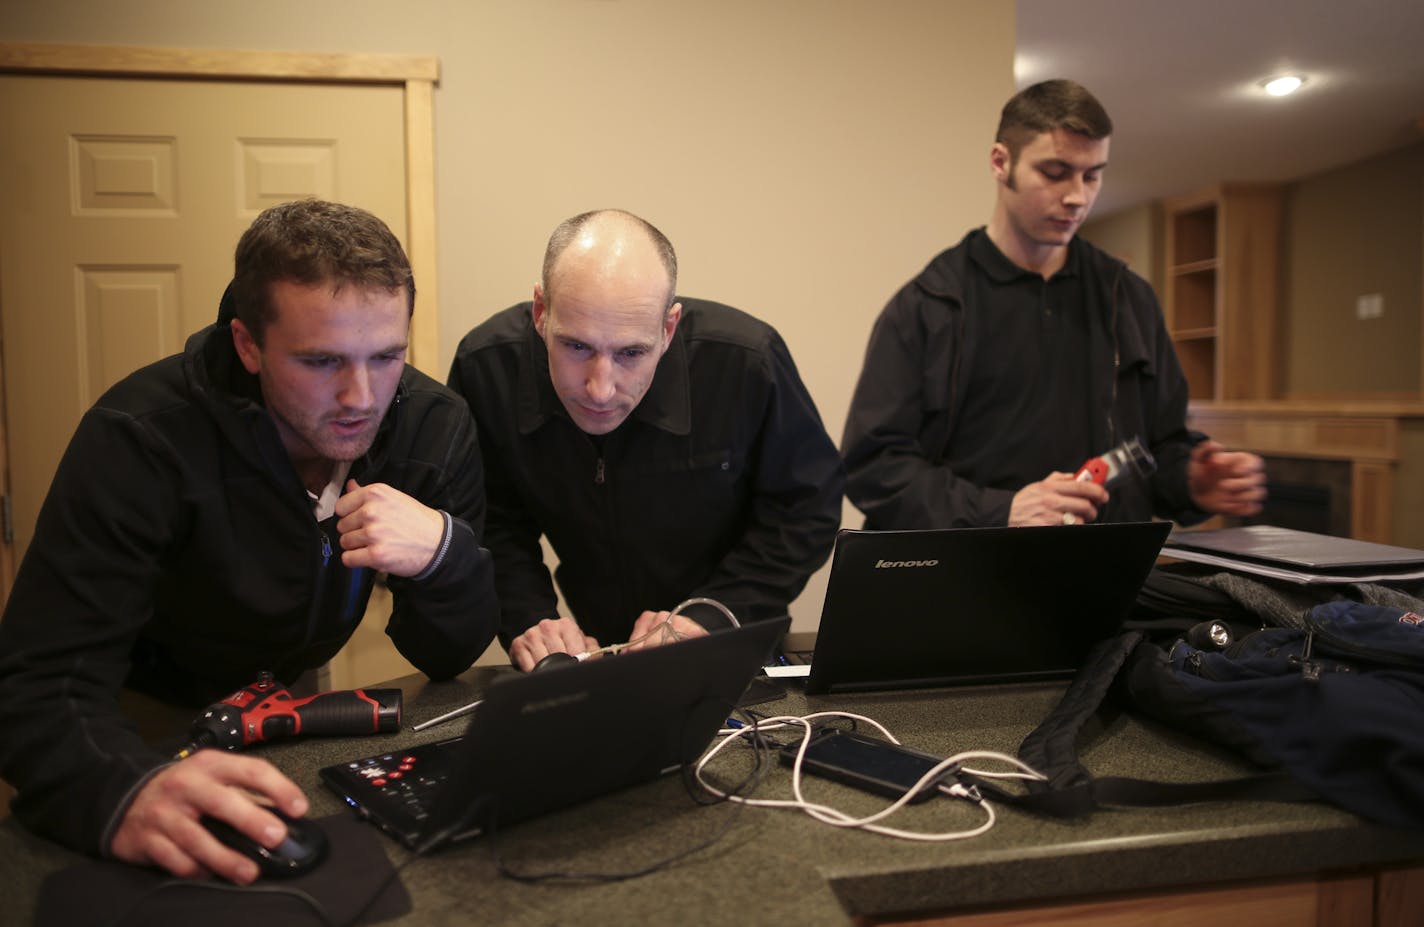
[1017,631,1144,790]
[962,632,1317,817]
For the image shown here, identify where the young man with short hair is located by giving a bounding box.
[0,200,498,883]
[842,80,1266,530]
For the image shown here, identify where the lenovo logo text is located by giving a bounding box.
[874,558,940,569]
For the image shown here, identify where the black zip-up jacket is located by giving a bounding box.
[842,230,1206,529]
[448,298,845,648]
[0,307,498,856]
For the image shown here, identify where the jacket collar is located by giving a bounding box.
[968,227,1082,283]
[515,309,692,438]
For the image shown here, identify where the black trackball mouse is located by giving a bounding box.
[533,651,580,671]
[202,808,329,879]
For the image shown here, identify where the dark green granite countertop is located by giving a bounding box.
[4,666,1421,926]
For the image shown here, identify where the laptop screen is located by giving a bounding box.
[805,522,1169,694]
[323,616,788,850]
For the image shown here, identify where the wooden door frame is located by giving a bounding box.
[0,42,443,603]
[0,41,443,373]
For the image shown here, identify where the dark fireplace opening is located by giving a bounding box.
[1220,455,1351,539]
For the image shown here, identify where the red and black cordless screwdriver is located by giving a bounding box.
[177,670,402,758]
[1073,436,1157,490]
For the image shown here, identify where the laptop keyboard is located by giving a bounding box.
[338,738,460,822]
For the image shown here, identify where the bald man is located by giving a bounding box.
[448,210,844,671]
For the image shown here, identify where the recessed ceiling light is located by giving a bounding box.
[1262,75,1305,97]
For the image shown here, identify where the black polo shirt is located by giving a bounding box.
[944,230,1097,491]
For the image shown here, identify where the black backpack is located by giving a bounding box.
[965,601,1424,829]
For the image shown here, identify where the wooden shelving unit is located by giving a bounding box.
[1163,184,1283,400]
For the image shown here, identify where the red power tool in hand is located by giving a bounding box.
[1074,436,1157,489]
[178,671,402,757]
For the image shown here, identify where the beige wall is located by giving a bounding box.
[0,1,1015,629]
[1085,142,1424,402]
[1281,141,1424,398]
[1079,201,1163,295]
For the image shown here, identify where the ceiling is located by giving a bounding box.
[1015,0,1424,218]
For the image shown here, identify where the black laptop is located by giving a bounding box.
[802,522,1170,695]
[321,616,787,851]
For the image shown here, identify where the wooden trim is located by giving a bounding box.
[1352,461,1395,543]
[1190,400,1424,418]
[0,42,438,83]
[1315,875,1377,927]
[862,869,1424,927]
[0,41,442,373]
[1186,411,1400,462]
[868,876,1350,927]
[404,78,440,376]
[1281,390,1423,402]
[0,320,12,611]
[1377,865,1424,927]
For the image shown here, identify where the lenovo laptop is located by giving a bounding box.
[321,616,788,851]
[801,522,1170,695]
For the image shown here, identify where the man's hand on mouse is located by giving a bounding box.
[109,749,307,884]
[509,617,600,672]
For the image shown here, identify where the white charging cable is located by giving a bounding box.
[698,710,1046,842]
[573,596,741,661]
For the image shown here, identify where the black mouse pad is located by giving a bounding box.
[35,813,411,927]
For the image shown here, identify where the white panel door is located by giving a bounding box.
[0,74,408,560]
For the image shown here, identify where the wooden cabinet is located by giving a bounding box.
[1163,184,1283,400]
[1186,400,1424,546]
[874,867,1424,927]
